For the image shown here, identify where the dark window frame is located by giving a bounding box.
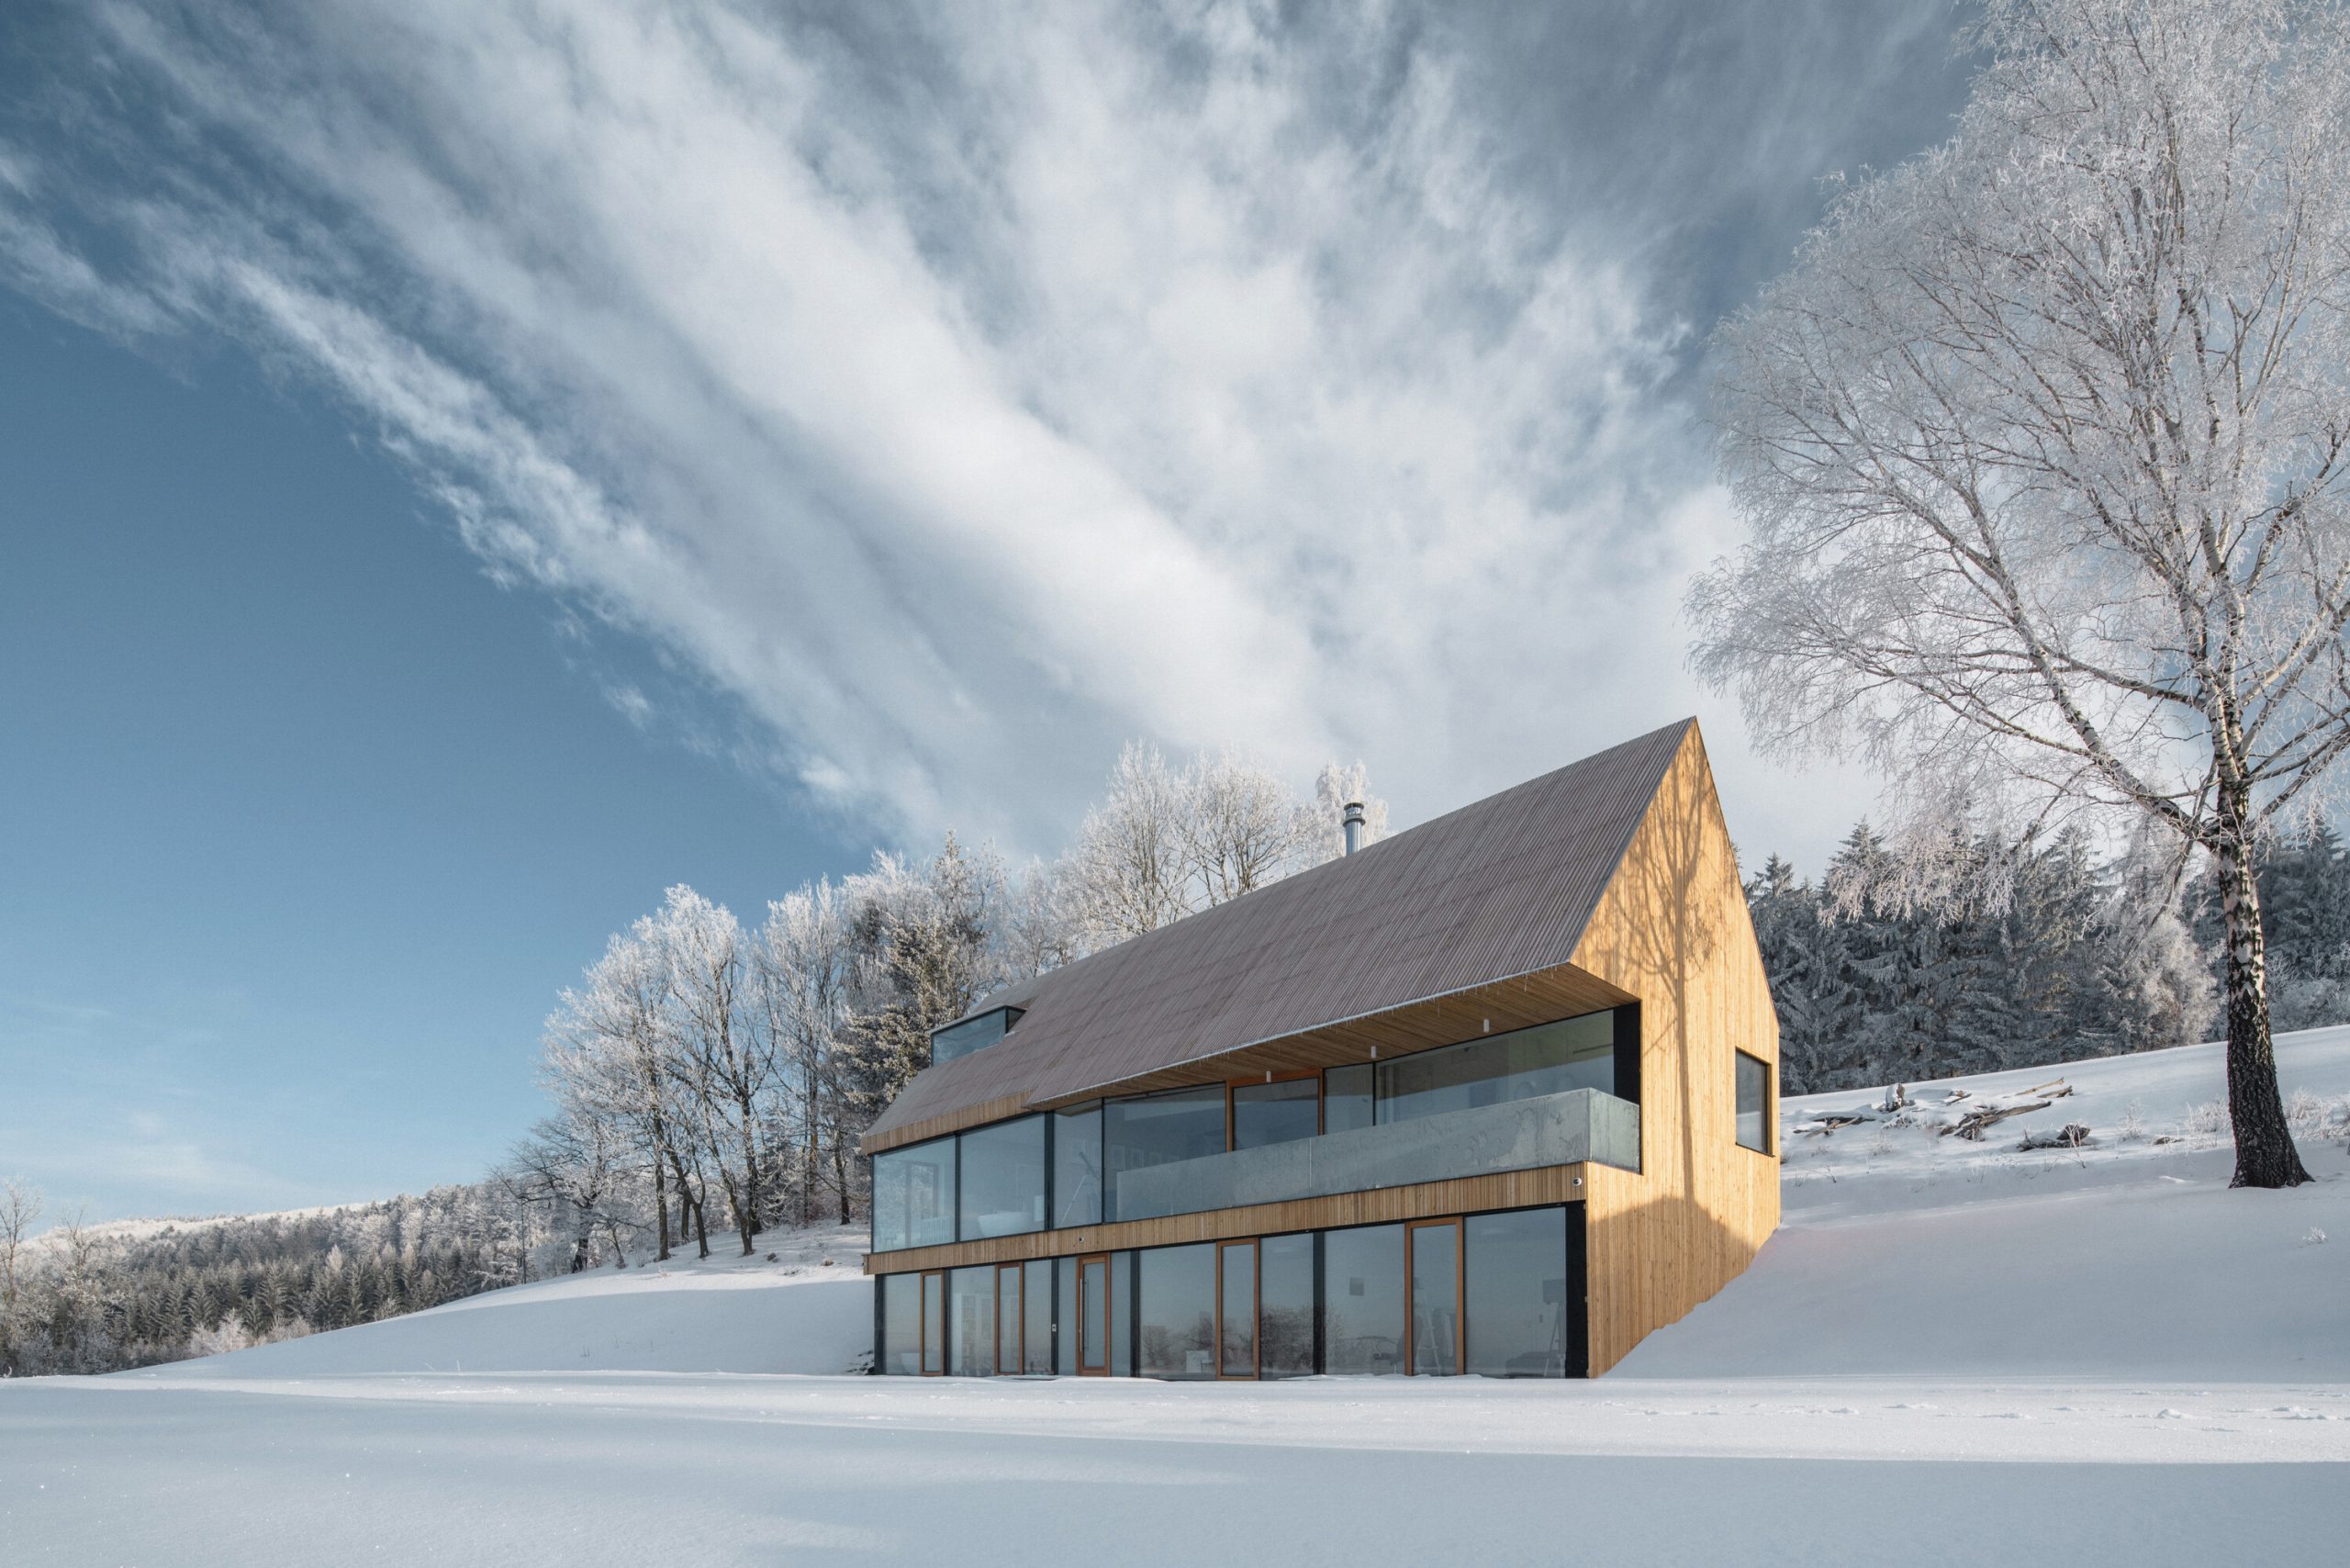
[1733,1048,1773,1155]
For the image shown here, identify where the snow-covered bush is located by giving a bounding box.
[2117,1098,2147,1142]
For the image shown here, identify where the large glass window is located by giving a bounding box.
[947,1266,996,1376]
[1322,1063,1373,1135]
[1218,1241,1256,1377]
[1321,1224,1404,1375]
[1138,1243,1216,1379]
[1110,1251,1135,1376]
[1024,1260,1055,1374]
[1259,1232,1315,1379]
[1231,1078,1319,1149]
[1408,1221,1461,1376]
[1103,1087,1225,1219]
[880,1272,922,1375]
[1465,1207,1569,1377]
[1052,1103,1103,1227]
[957,1115,1046,1239]
[921,1271,944,1374]
[1736,1050,1771,1152]
[995,1265,1023,1376]
[1057,1258,1080,1375]
[871,1138,956,1252]
[1378,1011,1615,1125]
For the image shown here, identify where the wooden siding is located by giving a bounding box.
[1572,725,1780,1374]
[865,1162,1598,1276]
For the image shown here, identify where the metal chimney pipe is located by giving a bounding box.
[1342,800,1366,856]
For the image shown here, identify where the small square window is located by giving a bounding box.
[1734,1050,1772,1154]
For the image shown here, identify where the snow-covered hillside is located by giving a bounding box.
[6,1032,2346,1566]
[160,1225,874,1379]
[1623,1025,2350,1379]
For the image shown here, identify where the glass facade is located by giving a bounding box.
[871,1138,957,1253]
[1322,1063,1373,1135]
[1137,1243,1217,1379]
[880,1272,922,1375]
[1321,1223,1404,1375]
[1259,1232,1315,1378]
[1736,1050,1770,1152]
[957,1115,1046,1239]
[1103,1087,1225,1219]
[867,1007,1628,1254]
[1378,1012,1615,1126]
[878,1205,1582,1381]
[1231,1078,1318,1149]
[1052,1103,1103,1227]
[1465,1207,1568,1377]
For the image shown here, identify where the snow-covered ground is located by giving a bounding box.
[6,1032,2348,1565]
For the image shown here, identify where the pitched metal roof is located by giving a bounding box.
[863,718,1697,1149]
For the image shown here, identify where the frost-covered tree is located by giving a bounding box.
[0,1179,41,1375]
[1064,744,1391,946]
[1690,0,2350,1184]
[756,879,859,1225]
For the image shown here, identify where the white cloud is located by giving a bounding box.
[0,0,1885,864]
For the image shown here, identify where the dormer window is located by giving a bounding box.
[931,1005,1025,1065]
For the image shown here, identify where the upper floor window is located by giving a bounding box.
[1734,1050,1771,1153]
[931,1005,1025,1065]
[1378,1011,1615,1126]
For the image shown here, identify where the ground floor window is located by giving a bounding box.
[877,1204,1583,1381]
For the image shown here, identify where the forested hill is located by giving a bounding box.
[4,1184,540,1376]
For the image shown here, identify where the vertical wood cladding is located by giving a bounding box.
[1572,725,1780,1374]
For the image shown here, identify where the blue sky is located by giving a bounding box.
[0,0,1975,1222]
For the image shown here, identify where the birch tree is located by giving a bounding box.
[1689,0,2350,1185]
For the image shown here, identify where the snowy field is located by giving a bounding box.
[7,1032,2349,1565]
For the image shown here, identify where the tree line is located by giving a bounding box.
[1753,816,2350,1095]
[0,1180,549,1376]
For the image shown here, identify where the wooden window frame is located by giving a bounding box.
[1225,1069,1325,1151]
[1403,1216,1467,1377]
[1733,1048,1774,1156]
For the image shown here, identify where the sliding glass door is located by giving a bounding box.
[919,1270,945,1376]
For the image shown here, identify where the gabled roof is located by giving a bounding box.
[863,718,1700,1152]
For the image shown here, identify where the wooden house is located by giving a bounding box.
[860,719,1778,1378]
